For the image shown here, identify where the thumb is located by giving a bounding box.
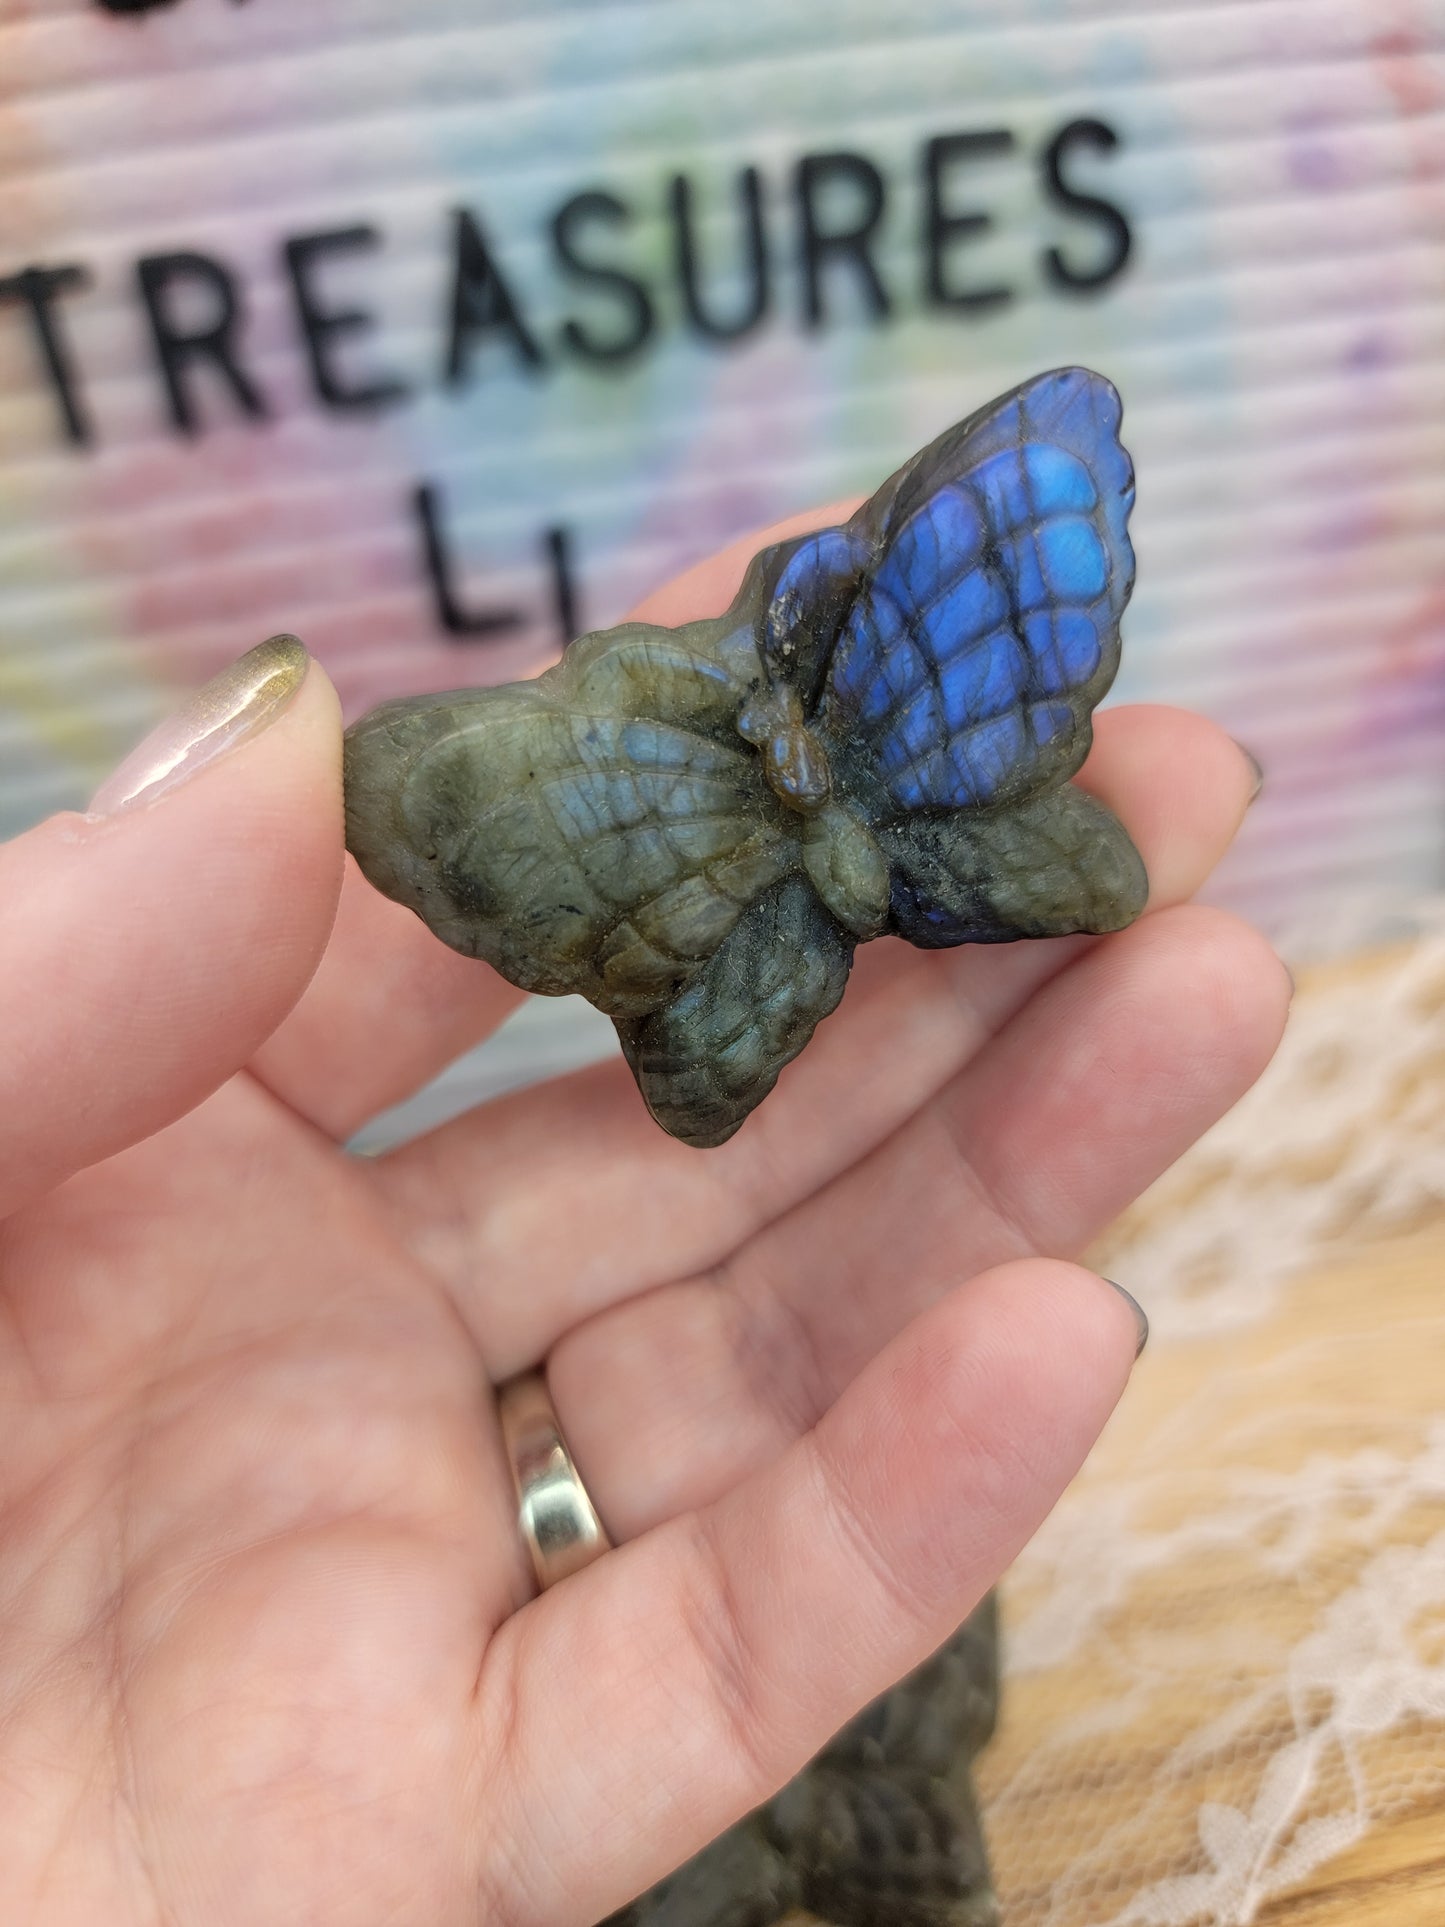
[0,636,343,1219]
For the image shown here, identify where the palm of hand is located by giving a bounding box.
[1,1092,484,1910]
[0,535,1284,1927]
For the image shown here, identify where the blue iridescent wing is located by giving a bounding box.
[818,367,1135,813]
[754,525,874,710]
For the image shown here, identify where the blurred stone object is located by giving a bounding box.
[605,1596,1001,1927]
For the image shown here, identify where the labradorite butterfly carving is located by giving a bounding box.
[344,366,1146,1148]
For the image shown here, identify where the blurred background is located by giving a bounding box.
[2,5,1443,1925]
[3,0,1442,938]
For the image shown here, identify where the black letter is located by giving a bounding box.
[413,482,527,641]
[0,263,94,446]
[444,208,545,386]
[551,190,656,365]
[670,167,769,343]
[284,225,409,411]
[135,250,268,436]
[795,152,890,328]
[923,131,1016,314]
[545,524,580,646]
[1042,118,1132,293]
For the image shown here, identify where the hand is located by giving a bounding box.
[0,517,1287,1927]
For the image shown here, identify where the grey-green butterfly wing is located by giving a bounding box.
[343,622,793,1019]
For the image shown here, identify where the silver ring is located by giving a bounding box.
[496,1372,612,1590]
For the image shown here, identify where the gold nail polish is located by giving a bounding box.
[89,635,309,815]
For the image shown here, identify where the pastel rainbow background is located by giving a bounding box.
[1,0,1443,948]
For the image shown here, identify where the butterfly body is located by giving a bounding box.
[344,367,1146,1146]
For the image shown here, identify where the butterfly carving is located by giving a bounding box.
[343,367,1146,1148]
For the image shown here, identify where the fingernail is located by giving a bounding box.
[88,635,309,815]
[1103,1279,1149,1358]
[1233,741,1264,804]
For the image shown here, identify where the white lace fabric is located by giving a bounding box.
[974,902,1445,1925]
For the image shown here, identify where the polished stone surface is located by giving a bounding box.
[345,368,1145,1147]
[604,1601,1003,1927]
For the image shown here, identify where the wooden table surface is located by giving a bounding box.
[774,1235,1445,1927]
[1004,1225,1444,1927]
[786,939,1445,1925]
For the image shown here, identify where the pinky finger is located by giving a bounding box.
[470,1258,1140,1926]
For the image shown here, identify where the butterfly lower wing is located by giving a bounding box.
[884,785,1147,947]
[343,622,794,1017]
[615,877,853,1147]
[821,367,1134,815]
